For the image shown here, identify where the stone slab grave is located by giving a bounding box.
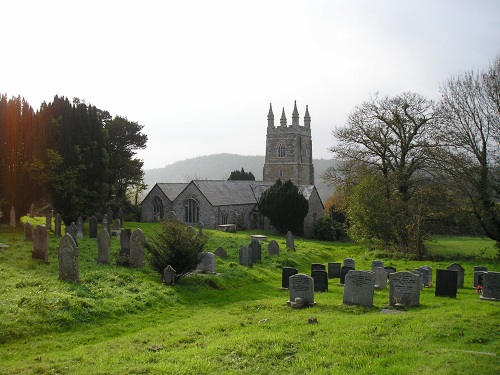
[287,274,315,308]
[251,234,268,242]
[389,271,421,307]
[340,266,354,284]
[411,269,424,290]
[196,252,216,274]
[54,213,62,236]
[285,231,295,250]
[111,219,121,238]
[474,266,488,287]
[281,267,298,289]
[102,214,110,234]
[328,262,341,279]
[129,228,146,267]
[32,225,49,262]
[343,270,375,307]
[24,221,34,241]
[89,215,98,239]
[239,245,253,267]
[343,258,355,269]
[57,233,79,283]
[249,238,261,263]
[480,271,500,301]
[66,222,77,238]
[45,211,52,231]
[373,267,387,290]
[416,266,433,287]
[163,265,176,285]
[311,270,328,292]
[447,263,465,288]
[435,269,458,298]
[217,224,236,233]
[268,240,280,256]
[97,229,110,264]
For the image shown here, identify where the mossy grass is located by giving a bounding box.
[0,219,498,374]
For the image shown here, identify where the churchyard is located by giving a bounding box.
[0,217,499,374]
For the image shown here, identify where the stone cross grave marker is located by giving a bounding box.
[373,267,387,290]
[435,269,458,298]
[249,238,262,263]
[389,271,421,307]
[239,245,253,267]
[288,274,315,308]
[196,252,216,274]
[281,267,298,289]
[312,270,328,292]
[89,216,98,238]
[480,271,500,301]
[97,229,110,264]
[163,265,176,285]
[32,225,48,262]
[447,263,465,288]
[57,233,79,283]
[214,246,227,258]
[129,228,146,267]
[268,240,280,256]
[54,213,62,236]
[285,231,295,250]
[76,216,84,238]
[328,262,341,279]
[343,270,375,307]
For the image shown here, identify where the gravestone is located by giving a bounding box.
[24,221,34,241]
[107,206,113,223]
[328,262,341,279]
[32,225,49,262]
[447,263,465,288]
[371,260,384,271]
[214,246,227,258]
[343,270,375,307]
[163,265,176,285]
[197,221,204,237]
[473,266,488,287]
[416,266,433,287]
[311,270,328,292]
[129,228,146,267]
[196,252,216,274]
[119,228,131,262]
[89,216,98,238]
[54,213,62,236]
[285,231,295,250]
[373,267,387,290]
[117,208,124,227]
[287,274,315,308]
[480,271,500,301]
[412,269,424,290]
[10,207,16,227]
[311,263,326,274]
[57,233,79,283]
[340,266,355,284]
[389,271,420,307]
[268,240,280,256]
[281,267,298,289]
[249,238,262,263]
[45,211,52,231]
[343,258,355,269]
[435,269,458,298]
[76,216,84,239]
[97,229,110,264]
[239,245,253,267]
[66,222,77,238]
[111,219,121,237]
[384,266,397,279]
[102,214,110,234]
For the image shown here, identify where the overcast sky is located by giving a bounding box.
[2,0,500,170]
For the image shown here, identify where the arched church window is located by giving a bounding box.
[277,142,286,158]
[184,198,200,223]
[153,196,164,221]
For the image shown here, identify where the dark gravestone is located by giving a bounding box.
[268,240,280,256]
[10,206,16,227]
[435,269,458,298]
[312,270,328,292]
[473,266,488,287]
[119,228,131,261]
[281,267,298,289]
[97,229,110,264]
[107,206,113,223]
[328,262,341,279]
[480,272,500,301]
[54,213,62,236]
[239,245,253,267]
[343,258,355,269]
[45,211,52,231]
[32,225,49,262]
[214,246,227,258]
[371,260,384,271]
[66,222,77,238]
[249,239,262,263]
[447,263,465,288]
[57,234,79,283]
[311,263,326,274]
[384,266,397,279]
[89,216,98,238]
[343,270,375,307]
[340,266,355,284]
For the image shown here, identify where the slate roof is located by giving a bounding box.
[192,180,262,206]
[157,183,188,201]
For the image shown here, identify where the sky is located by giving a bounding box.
[2,0,500,170]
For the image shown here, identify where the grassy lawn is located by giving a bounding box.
[0,219,499,374]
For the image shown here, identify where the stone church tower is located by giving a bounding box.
[263,101,314,185]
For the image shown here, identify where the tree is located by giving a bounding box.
[258,179,309,236]
[437,55,500,247]
[327,92,438,257]
[228,167,255,180]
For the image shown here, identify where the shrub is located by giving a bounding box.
[314,217,347,241]
[144,218,207,278]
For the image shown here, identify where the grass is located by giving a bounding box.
[0,219,499,374]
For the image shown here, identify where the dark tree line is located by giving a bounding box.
[227,167,255,181]
[0,95,147,224]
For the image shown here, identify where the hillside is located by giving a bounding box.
[144,153,334,202]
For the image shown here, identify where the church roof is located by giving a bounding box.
[157,183,188,201]
[192,180,261,206]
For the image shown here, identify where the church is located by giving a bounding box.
[140,102,324,238]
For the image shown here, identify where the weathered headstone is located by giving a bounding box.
[447,263,465,288]
[374,267,387,290]
[76,216,84,239]
[107,206,113,223]
[416,266,433,287]
[197,221,204,237]
[102,214,110,234]
[268,240,280,256]
[119,228,131,262]
[10,207,16,227]
[45,211,52,231]
[312,270,328,292]
[214,246,227,258]
[285,231,295,250]
[32,225,49,262]
[163,265,176,285]
[249,238,262,263]
[54,213,61,236]
[89,216,98,238]
[389,271,420,307]
[328,262,341,279]
[281,267,298,289]
[340,266,355,284]
[287,274,315,308]
[129,228,146,267]
[111,219,121,237]
[343,258,355,269]
[57,233,79,283]
[97,229,110,264]
[66,222,77,238]
[371,260,384,271]
[239,245,253,267]
[384,266,397,279]
[24,221,34,241]
[474,266,488,287]
[311,263,326,273]
[480,271,500,301]
[117,208,124,227]
[411,269,424,290]
[196,252,216,274]
[343,270,375,307]
[435,269,458,298]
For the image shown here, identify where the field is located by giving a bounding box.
[0,220,499,374]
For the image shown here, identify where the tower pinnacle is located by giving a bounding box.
[304,105,311,128]
[292,100,299,127]
[280,107,287,127]
[267,103,274,127]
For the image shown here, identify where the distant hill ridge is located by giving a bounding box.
[144,153,334,202]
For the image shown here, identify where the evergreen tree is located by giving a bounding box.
[228,167,255,180]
